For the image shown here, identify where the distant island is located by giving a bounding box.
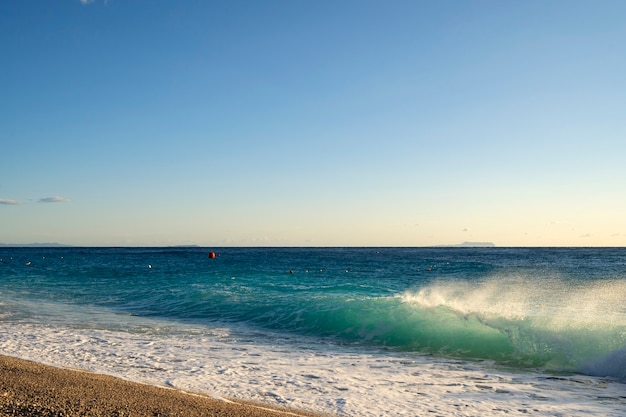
[455,241,495,247]
[437,241,496,248]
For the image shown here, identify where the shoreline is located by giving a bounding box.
[0,355,330,417]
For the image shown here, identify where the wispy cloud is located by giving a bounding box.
[80,0,95,4]
[0,198,21,205]
[39,196,71,203]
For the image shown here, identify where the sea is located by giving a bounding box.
[1,247,625,416]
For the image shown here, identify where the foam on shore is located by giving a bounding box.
[0,355,324,417]
[2,321,625,417]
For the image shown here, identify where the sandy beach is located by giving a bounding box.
[0,355,327,417]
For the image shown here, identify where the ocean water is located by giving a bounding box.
[1,247,625,416]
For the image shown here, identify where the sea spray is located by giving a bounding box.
[401,276,626,372]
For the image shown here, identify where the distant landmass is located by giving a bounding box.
[454,241,495,247]
[0,243,73,247]
[0,242,496,248]
[436,241,496,248]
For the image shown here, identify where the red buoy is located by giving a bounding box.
[208,252,216,259]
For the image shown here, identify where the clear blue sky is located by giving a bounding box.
[1,0,625,246]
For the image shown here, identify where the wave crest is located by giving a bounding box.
[400,276,626,376]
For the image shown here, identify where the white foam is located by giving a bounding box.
[1,321,625,416]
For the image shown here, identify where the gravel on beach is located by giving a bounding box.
[0,355,326,417]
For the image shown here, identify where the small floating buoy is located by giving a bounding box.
[208,252,216,259]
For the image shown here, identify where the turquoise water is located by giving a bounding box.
[2,247,625,377]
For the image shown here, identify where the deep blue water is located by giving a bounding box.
[1,247,626,377]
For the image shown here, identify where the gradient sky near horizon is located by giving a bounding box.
[1,0,625,247]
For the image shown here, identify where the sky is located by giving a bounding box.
[1,0,625,247]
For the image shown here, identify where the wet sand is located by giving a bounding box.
[0,355,328,417]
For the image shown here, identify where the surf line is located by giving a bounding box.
[166,386,315,417]
[222,397,317,417]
